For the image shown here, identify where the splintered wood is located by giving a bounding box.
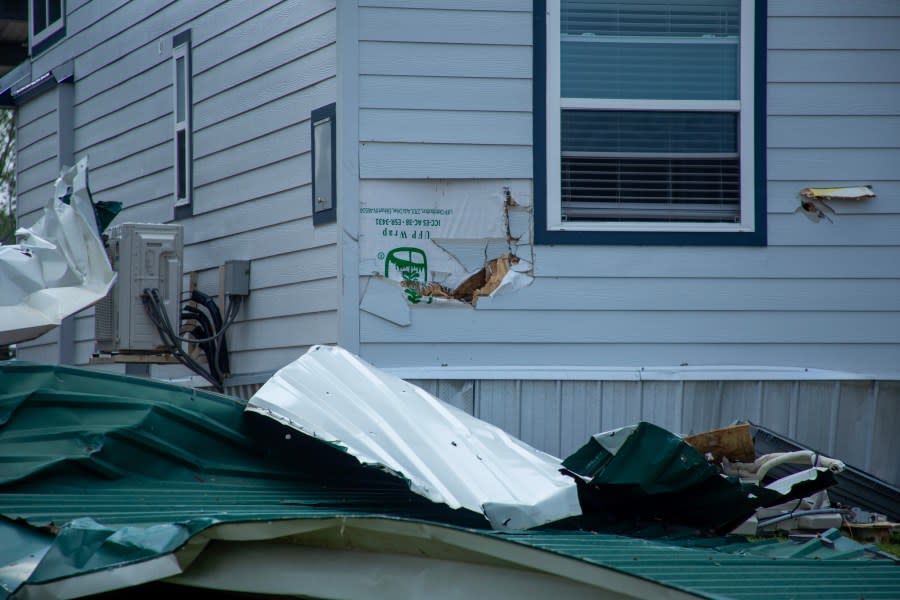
[684,423,755,464]
[448,254,517,305]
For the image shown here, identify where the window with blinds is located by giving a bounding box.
[556,0,747,225]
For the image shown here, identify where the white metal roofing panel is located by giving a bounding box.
[246,345,582,530]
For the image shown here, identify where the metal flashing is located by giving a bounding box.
[9,60,73,105]
[384,365,900,382]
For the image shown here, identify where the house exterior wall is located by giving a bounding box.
[15,0,340,373]
[353,0,900,376]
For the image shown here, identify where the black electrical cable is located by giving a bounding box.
[181,305,220,380]
[141,289,222,391]
[143,290,219,387]
[143,301,217,389]
[148,294,241,344]
[143,287,244,391]
[192,290,223,333]
[184,311,219,380]
[182,297,236,382]
[189,323,218,379]
[191,290,233,377]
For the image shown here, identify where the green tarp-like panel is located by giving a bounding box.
[562,422,836,534]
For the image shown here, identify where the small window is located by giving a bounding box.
[172,31,192,218]
[536,0,766,245]
[30,0,65,55]
[311,103,336,225]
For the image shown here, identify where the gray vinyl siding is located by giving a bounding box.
[357,2,532,179]
[13,89,60,361]
[15,0,338,372]
[14,90,57,226]
[356,0,900,376]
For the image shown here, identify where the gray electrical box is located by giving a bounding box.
[95,223,183,353]
[223,259,251,297]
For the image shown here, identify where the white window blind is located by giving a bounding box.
[559,0,742,224]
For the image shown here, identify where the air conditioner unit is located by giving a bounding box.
[95,223,183,353]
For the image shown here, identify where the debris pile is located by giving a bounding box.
[0,348,896,599]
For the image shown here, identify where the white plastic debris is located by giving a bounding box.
[246,345,582,530]
[0,158,115,345]
[799,186,875,201]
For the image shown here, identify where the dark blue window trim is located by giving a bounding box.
[311,102,337,226]
[533,0,767,247]
[31,26,65,56]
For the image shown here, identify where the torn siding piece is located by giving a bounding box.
[362,254,535,312]
[0,158,116,345]
[797,186,875,222]
[799,186,875,201]
[360,276,411,326]
[245,345,582,531]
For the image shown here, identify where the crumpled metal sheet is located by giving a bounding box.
[0,157,115,345]
[562,422,838,535]
[246,345,582,530]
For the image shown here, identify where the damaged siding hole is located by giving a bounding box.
[797,185,875,223]
[393,187,529,306]
[360,184,534,322]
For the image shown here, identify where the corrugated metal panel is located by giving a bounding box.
[247,347,581,530]
[497,531,900,600]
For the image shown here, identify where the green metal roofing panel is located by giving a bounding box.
[495,530,900,600]
[0,362,897,600]
[0,362,486,526]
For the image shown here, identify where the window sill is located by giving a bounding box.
[31,26,66,57]
[534,227,767,246]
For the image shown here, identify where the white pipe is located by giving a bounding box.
[723,451,845,481]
